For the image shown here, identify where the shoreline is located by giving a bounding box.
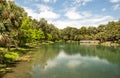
[66,40,120,46]
[0,41,54,78]
[2,51,34,78]
[0,47,35,78]
[80,41,120,47]
[0,41,119,77]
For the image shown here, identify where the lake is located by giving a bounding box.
[3,43,120,78]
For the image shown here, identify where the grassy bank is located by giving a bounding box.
[0,41,55,77]
[0,46,34,77]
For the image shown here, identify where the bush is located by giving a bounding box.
[3,52,19,64]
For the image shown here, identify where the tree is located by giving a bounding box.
[19,16,45,46]
[38,18,48,40]
[47,24,61,41]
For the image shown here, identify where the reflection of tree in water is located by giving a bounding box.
[32,43,120,68]
[33,44,60,68]
[61,42,120,66]
[29,43,120,78]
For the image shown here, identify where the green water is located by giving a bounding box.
[4,43,120,78]
[30,43,120,78]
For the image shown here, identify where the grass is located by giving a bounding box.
[0,46,34,77]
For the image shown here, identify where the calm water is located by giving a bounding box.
[3,43,120,78]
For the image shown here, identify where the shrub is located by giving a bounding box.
[3,52,19,64]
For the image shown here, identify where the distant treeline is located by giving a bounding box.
[0,0,120,49]
[62,21,120,43]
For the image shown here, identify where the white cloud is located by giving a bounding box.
[23,6,60,20]
[23,7,40,20]
[113,4,120,10]
[36,4,60,20]
[82,0,93,5]
[57,6,114,29]
[81,11,92,18]
[51,15,114,29]
[23,5,114,29]
[22,2,114,29]
[39,11,60,20]
[110,0,120,3]
[44,0,57,3]
[44,0,50,2]
[74,0,92,6]
[65,8,82,20]
[37,4,52,12]
[64,8,92,20]
[63,0,92,9]
[102,8,106,11]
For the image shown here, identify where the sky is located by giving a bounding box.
[10,0,120,29]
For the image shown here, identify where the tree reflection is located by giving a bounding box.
[61,43,120,66]
[33,43,120,68]
[33,44,60,68]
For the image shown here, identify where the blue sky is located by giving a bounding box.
[10,0,120,29]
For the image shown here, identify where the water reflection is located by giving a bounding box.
[30,43,120,78]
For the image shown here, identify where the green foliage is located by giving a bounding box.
[37,19,61,41]
[19,16,45,46]
[0,0,25,49]
[36,29,45,40]
[96,32,107,42]
[62,27,78,41]
[38,18,48,40]
[47,34,52,41]
[19,17,45,46]
[3,52,19,64]
[61,20,120,43]
[0,0,120,67]
[0,0,120,49]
